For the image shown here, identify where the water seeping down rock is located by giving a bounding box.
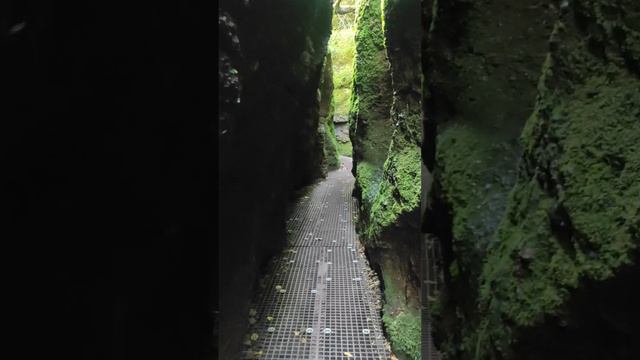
[219,0,339,357]
[422,0,640,359]
[350,0,423,358]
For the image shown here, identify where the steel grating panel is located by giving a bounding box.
[243,157,390,359]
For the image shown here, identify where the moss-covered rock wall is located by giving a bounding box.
[374,0,424,359]
[330,1,357,118]
[329,0,357,157]
[350,0,395,215]
[422,0,640,359]
[219,0,333,357]
[350,0,423,358]
[320,51,341,172]
[476,1,640,358]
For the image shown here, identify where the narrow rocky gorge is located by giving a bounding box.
[220,0,425,358]
[219,0,638,359]
[7,0,639,358]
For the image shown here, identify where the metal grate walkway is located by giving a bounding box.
[243,157,391,359]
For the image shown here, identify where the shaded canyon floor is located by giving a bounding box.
[242,157,391,359]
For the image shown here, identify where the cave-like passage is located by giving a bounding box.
[243,157,390,359]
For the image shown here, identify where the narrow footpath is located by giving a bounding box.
[243,156,390,360]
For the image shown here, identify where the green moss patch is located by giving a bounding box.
[349,0,393,166]
[329,27,356,115]
[324,118,341,170]
[366,145,421,241]
[383,310,421,360]
[472,21,640,359]
[337,140,353,156]
[381,263,421,360]
[355,161,385,213]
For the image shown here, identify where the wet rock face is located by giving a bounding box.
[218,0,332,357]
[422,0,640,358]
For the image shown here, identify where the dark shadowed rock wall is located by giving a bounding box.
[219,0,333,358]
[3,1,212,359]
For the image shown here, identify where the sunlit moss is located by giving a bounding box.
[349,0,392,148]
[329,28,355,115]
[366,145,421,241]
[350,0,394,218]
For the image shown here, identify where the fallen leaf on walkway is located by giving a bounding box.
[293,330,300,336]
[249,317,257,324]
[250,333,259,341]
[249,308,257,316]
[266,316,274,321]
[344,351,353,357]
